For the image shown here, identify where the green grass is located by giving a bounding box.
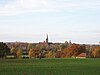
[0,58,100,75]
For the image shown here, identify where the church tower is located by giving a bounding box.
[46,34,48,44]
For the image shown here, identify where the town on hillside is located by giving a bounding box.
[0,34,100,59]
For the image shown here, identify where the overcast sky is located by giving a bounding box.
[0,0,100,44]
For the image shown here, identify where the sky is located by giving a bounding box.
[0,0,100,44]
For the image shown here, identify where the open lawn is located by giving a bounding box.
[0,58,100,75]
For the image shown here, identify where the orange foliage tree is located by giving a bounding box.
[62,44,86,58]
[55,51,63,58]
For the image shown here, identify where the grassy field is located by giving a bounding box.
[0,58,100,75]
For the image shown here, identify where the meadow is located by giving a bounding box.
[0,58,100,75]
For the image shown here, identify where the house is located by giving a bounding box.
[76,53,87,58]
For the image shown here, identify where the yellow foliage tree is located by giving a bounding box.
[10,47,17,56]
[28,49,34,58]
[92,46,100,58]
[16,48,22,58]
[46,51,54,58]
[28,48,39,58]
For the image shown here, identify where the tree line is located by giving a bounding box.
[0,42,100,59]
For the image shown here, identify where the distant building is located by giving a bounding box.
[76,53,87,58]
[39,34,53,45]
[68,40,72,46]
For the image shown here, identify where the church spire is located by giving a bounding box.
[46,34,48,44]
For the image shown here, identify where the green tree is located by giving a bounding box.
[0,42,10,58]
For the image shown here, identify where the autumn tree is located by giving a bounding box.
[27,43,35,51]
[39,45,46,59]
[16,48,23,58]
[92,46,100,58]
[62,44,86,58]
[45,51,55,58]
[55,51,62,58]
[28,49,33,58]
[28,48,39,58]
[10,47,17,57]
[60,42,68,51]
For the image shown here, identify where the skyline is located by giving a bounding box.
[0,0,100,44]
